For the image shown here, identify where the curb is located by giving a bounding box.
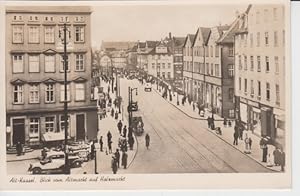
[7,157,38,162]
[153,88,280,173]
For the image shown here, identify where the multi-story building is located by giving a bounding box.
[147,41,174,80]
[5,6,97,147]
[234,5,285,146]
[110,50,127,70]
[183,34,195,98]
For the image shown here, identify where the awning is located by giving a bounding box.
[42,132,65,142]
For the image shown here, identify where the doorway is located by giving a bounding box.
[76,114,85,141]
[12,118,25,145]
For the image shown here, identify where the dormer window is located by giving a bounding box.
[13,15,23,21]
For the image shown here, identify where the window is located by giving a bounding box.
[29,84,39,103]
[276,84,280,105]
[162,72,165,78]
[60,115,70,133]
[206,46,209,57]
[258,81,261,97]
[274,31,278,47]
[13,15,23,21]
[75,83,85,101]
[250,33,253,47]
[45,55,55,72]
[244,56,247,70]
[257,56,261,72]
[264,9,269,22]
[239,77,242,91]
[45,26,55,43]
[275,56,279,74]
[12,55,24,73]
[28,55,39,73]
[251,80,254,95]
[75,26,84,42]
[265,56,270,72]
[256,11,260,24]
[13,85,23,104]
[60,84,70,102]
[210,46,213,57]
[206,63,209,75]
[211,63,214,76]
[229,88,234,100]
[250,56,254,71]
[215,64,220,77]
[228,47,234,57]
[45,117,55,132]
[228,64,234,77]
[167,72,171,78]
[45,84,55,103]
[256,32,260,47]
[239,55,242,70]
[266,82,270,100]
[244,79,247,93]
[29,118,39,140]
[162,63,165,69]
[75,54,84,71]
[168,63,171,69]
[273,8,278,21]
[12,26,23,43]
[60,55,69,72]
[28,26,39,43]
[229,110,234,118]
[265,32,269,46]
[244,35,247,47]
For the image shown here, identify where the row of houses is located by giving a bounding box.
[93,4,285,146]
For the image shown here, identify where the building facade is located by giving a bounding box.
[183,34,195,99]
[5,6,97,147]
[234,5,285,146]
[170,36,185,89]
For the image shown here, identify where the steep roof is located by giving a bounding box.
[173,37,186,47]
[137,42,146,49]
[199,27,211,45]
[146,41,159,48]
[183,34,196,47]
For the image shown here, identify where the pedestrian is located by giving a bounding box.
[115,112,119,120]
[16,141,22,156]
[107,131,112,144]
[248,136,252,150]
[99,136,103,152]
[228,120,232,127]
[145,133,150,149]
[91,141,95,160]
[273,147,281,166]
[211,115,215,130]
[128,126,133,138]
[262,144,268,162]
[244,136,251,154]
[181,96,185,106]
[223,118,227,127]
[280,150,285,172]
[121,151,128,169]
[233,131,239,145]
[111,156,118,174]
[108,86,110,94]
[117,120,123,135]
[207,117,211,129]
[128,136,135,150]
[238,126,244,140]
[41,147,47,160]
[192,102,195,111]
[123,125,127,138]
[114,149,120,168]
[108,140,113,154]
[111,107,115,117]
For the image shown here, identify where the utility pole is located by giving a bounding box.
[62,23,70,174]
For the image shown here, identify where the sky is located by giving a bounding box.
[91,4,248,48]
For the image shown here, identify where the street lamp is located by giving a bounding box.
[59,23,71,175]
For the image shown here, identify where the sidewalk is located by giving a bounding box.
[153,84,282,172]
[77,78,137,174]
[7,150,40,162]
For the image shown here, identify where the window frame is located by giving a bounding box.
[45,83,55,103]
[75,83,85,101]
[28,54,40,73]
[29,84,40,104]
[13,85,24,104]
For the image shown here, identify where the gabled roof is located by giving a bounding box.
[42,78,58,83]
[10,78,26,85]
[137,42,146,49]
[183,34,196,47]
[173,37,186,47]
[73,77,87,83]
[192,27,211,46]
[146,41,158,48]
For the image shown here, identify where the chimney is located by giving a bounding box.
[169,32,172,40]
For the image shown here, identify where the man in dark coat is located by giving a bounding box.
[145,133,150,149]
[273,147,281,166]
[207,117,211,129]
[280,150,285,172]
[128,136,135,150]
[262,144,268,162]
[233,131,239,145]
[99,136,103,152]
[91,141,95,160]
[117,120,123,135]
[16,141,22,156]
[114,149,120,168]
[121,151,128,169]
[108,140,113,154]
[123,126,127,138]
[111,156,118,174]
[107,131,112,144]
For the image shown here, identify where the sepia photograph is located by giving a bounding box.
[0,0,291,190]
